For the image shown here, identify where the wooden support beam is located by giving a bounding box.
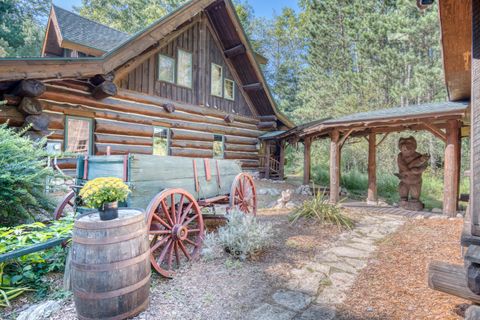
[303,137,312,185]
[375,132,390,147]
[443,119,460,217]
[330,130,341,203]
[257,121,277,130]
[279,141,285,180]
[339,128,354,149]
[242,83,263,92]
[258,115,277,122]
[367,132,377,204]
[224,44,246,58]
[265,141,271,179]
[423,123,447,142]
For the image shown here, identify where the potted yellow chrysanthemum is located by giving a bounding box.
[79,177,131,220]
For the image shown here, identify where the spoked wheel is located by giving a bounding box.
[229,173,257,215]
[54,191,75,220]
[146,188,204,278]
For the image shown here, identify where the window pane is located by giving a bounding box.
[224,79,235,100]
[213,134,224,158]
[153,127,169,156]
[211,64,223,97]
[158,55,175,83]
[66,118,91,154]
[177,50,192,88]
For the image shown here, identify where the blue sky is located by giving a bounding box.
[54,0,299,19]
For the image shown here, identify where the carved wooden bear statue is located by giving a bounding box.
[396,136,430,211]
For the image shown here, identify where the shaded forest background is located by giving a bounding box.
[0,0,469,208]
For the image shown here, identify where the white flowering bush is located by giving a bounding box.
[203,210,273,261]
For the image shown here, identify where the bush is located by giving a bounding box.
[203,210,273,261]
[289,190,354,229]
[0,125,54,225]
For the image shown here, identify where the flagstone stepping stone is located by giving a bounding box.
[247,303,296,320]
[272,290,312,311]
[324,261,357,274]
[327,246,370,259]
[297,304,336,320]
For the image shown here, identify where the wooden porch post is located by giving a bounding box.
[367,132,377,204]
[330,130,341,203]
[265,141,271,179]
[303,137,311,185]
[443,119,460,217]
[279,140,285,180]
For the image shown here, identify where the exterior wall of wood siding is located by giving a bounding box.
[118,19,253,117]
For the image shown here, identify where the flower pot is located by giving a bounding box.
[99,201,119,221]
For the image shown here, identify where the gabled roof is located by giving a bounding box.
[52,5,130,53]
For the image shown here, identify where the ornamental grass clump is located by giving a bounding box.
[290,190,354,229]
[0,124,54,225]
[214,210,273,261]
[79,177,131,209]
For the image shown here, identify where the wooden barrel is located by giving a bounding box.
[71,209,150,320]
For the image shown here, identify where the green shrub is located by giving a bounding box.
[0,124,54,225]
[290,190,354,229]
[204,210,273,261]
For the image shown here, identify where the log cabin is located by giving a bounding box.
[0,0,293,177]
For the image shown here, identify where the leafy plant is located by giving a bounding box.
[79,177,131,208]
[290,189,354,229]
[209,210,273,261]
[0,124,55,225]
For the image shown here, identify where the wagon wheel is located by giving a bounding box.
[229,173,257,215]
[54,191,76,220]
[146,188,204,278]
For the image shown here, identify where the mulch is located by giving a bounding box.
[337,218,469,320]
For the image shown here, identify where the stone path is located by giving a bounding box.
[247,213,406,320]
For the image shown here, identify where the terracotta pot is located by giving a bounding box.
[99,201,119,221]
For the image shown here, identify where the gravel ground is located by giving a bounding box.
[337,218,467,320]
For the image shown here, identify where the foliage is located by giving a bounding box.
[0,218,73,306]
[290,189,354,229]
[0,125,55,225]
[79,177,131,208]
[205,210,273,261]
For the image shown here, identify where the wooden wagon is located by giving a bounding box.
[54,154,257,277]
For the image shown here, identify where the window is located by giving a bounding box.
[158,54,175,83]
[211,63,223,97]
[224,79,235,101]
[177,49,192,88]
[65,116,93,154]
[153,127,170,156]
[213,135,224,159]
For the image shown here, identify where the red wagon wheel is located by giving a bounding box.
[54,190,75,220]
[229,173,257,215]
[146,188,204,278]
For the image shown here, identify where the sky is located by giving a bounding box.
[54,0,300,19]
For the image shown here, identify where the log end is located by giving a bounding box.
[162,103,176,113]
[92,81,117,99]
[224,114,235,123]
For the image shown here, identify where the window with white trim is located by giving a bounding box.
[153,127,170,156]
[158,54,175,83]
[65,116,93,155]
[224,79,235,101]
[177,49,192,88]
[211,63,223,97]
[213,134,224,159]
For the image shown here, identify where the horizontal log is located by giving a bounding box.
[42,112,64,130]
[3,94,21,106]
[94,133,153,146]
[0,105,25,126]
[240,159,260,168]
[48,129,64,140]
[95,119,152,137]
[56,157,77,170]
[224,143,258,152]
[224,135,258,145]
[224,44,246,58]
[170,129,213,142]
[24,130,50,142]
[25,114,49,131]
[18,97,43,115]
[258,115,277,122]
[170,147,213,158]
[95,143,152,155]
[13,79,46,97]
[428,261,480,304]
[224,151,259,160]
[243,83,263,92]
[257,121,277,130]
[92,81,117,99]
[170,140,213,150]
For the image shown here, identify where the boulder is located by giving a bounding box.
[17,300,61,320]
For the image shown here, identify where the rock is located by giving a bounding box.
[298,304,336,320]
[247,303,296,320]
[295,185,312,196]
[258,188,281,196]
[414,215,425,220]
[429,214,448,220]
[258,188,269,195]
[457,213,464,218]
[285,202,297,209]
[17,301,61,320]
[431,208,443,214]
[316,287,346,305]
[465,305,480,320]
[272,290,312,311]
[327,246,369,259]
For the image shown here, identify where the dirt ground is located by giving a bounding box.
[338,218,467,320]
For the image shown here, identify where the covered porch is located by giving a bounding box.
[261,101,470,217]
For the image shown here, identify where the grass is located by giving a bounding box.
[310,164,469,211]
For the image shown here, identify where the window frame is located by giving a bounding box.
[211,63,224,98]
[224,78,235,101]
[176,49,193,88]
[213,134,225,159]
[158,54,176,84]
[153,126,171,156]
[64,115,94,155]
